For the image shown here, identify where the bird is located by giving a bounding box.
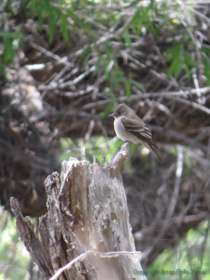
[109,104,162,162]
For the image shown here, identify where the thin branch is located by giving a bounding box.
[188,6,210,23]
[150,125,208,153]
[83,87,210,112]
[49,250,141,280]
[166,145,183,220]
[168,96,210,115]
[56,66,96,88]
[30,42,74,68]
[192,68,203,104]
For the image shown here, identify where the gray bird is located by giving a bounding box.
[109,104,162,162]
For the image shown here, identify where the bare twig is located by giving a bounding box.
[166,145,183,220]
[168,96,210,115]
[83,87,210,112]
[49,250,142,280]
[30,42,74,68]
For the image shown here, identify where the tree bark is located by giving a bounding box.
[10,142,147,280]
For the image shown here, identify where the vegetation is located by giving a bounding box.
[0,0,210,279]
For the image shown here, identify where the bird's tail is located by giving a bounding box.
[145,139,163,163]
[150,146,163,163]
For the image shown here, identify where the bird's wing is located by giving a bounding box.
[121,116,157,147]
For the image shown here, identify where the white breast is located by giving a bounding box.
[114,117,141,144]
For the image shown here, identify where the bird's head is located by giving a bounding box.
[109,104,135,118]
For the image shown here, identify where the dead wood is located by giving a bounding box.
[10,142,146,280]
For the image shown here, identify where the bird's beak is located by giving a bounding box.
[109,113,114,117]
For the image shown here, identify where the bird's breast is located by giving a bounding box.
[114,117,126,140]
[114,117,140,144]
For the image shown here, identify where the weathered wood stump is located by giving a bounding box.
[10,142,147,280]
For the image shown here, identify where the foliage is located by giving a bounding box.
[0,207,30,280]
[0,31,23,79]
[149,221,210,280]
[1,0,210,279]
[165,44,197,78]
[1,0,210,86]
[60,136,123,164]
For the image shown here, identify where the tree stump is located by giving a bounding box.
[10,142,147,280]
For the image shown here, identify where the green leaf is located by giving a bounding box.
[149,0,155,9]
[148,21,157,37]
[0,31,24,39]
[124,30,132,48]
[201,47,210,55]
[60,17,69,42]
[81,45,91,58]
[165,45,182,61]
[168,57,183,78]
[105,41,111,61]
[127,0,140,8]
[128,8,141,27]
[183,51,197,67]
[66,8,80,26]
[102,98,116,117]
[126,77,131,97]
[131,80,146,93]
[183,63,190,78]
[136,21,143,35]
[203,58,210,85]
[29,0,37,10]
[38,12,44,30]
[3,37,14,62]
[49,18,57,43]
